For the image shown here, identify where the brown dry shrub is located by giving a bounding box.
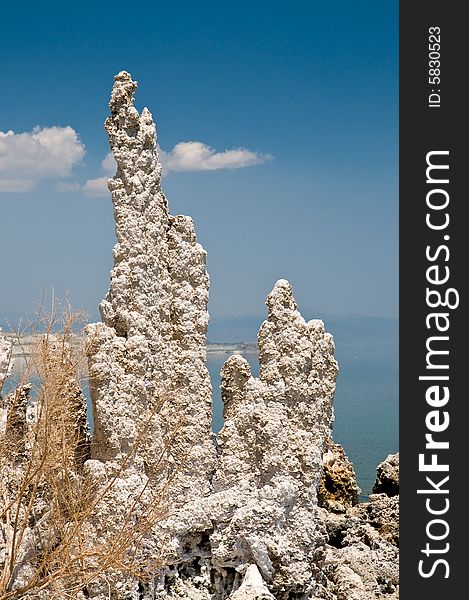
[0,306,177,599]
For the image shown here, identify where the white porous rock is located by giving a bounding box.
[228,565,275,599]
[210,279,339,595]
[86,71,215,495]
[0,330,13,435]
[2,70,397,598]
[84,73,216,597]
[0,329,13,389]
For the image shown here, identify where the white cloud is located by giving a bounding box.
[55,181,81,193]
[0,124,270,196]
[78,141,272,198]
[101,152,117,176]
[0,126,85,192]
[80,153,115,197]
[159,141,273,172]
[83,177,109,197]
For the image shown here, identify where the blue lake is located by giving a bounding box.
[4,319,398,500]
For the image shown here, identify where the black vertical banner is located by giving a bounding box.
[400,2,466,596]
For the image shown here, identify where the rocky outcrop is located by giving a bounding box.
[80,72,220,600]
[81,72,343,599]
[0,71,399,599]
[373,452,399,497]
[80,71,399,599]
[0,329,13,391]
[229,565,276,599]
[318,438,361,513]
[316,454,400,599]
[209,280,338,595]
[85,71,215,498]
[152,279,339,599]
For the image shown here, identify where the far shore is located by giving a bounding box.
[206,343,258,355]
[3,333,258,375]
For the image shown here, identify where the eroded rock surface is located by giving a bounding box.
[80,71,399,600]
[209,280,338,595]
[373,452,399,497]
[318,438,361,513]
[85,71,215,498]
[0,329,13,390]
[79,72,220,599]
[316,454,400,599]
[0,71,400,599]
[228,565,276,599]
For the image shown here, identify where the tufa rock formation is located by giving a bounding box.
[82,71,399,600]
[373,452,399,497]
[0,330,13,390]
[209,280,338,594]
[84,72,343,598]
[85,71,216,499]
[318,438,361,513]
[0,72,399,599]
[229,565,276,600]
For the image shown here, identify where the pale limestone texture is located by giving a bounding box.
[85,71,215,499]
[229,565,276,599]
[208,280,339,595]
[0,71,399,599]
[373,452,399,496]
[0,330,13,437]
[316,455,400,599]
[81,72,398,600]
[0,329,13,389]
[82,71,216,599]
[316,496,399,599]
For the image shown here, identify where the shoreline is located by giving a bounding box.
[3,333,259,374]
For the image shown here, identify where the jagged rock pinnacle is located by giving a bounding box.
[86,72,215,493]
[210,279,339,591]
[78,72,398,600]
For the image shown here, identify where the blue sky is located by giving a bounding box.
[0,1,398,324]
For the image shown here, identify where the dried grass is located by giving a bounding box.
[0,306,177,599]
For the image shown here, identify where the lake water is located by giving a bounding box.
[208,348,398,499]
[4,327,398,500]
